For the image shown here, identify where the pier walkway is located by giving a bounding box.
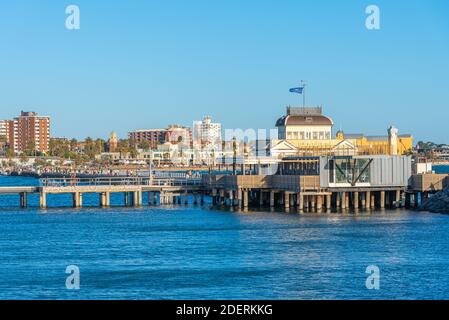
[1,172,448,211]
[0,177,205,208]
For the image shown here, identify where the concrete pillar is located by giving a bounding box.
[395,190,401,208]
[317,195,323,211]
[371,192,375,209]
[106,192,110,207]
[366,191,371,209]
[238,189,243,208]
[193,193,198,205]
[304,195,309,209]
[219,189,225,205]
[39,192,47,209]
[297,193,303,210]
[380,191,385,208]
[290,193,295,207]
[100,192,106,207]
[124,192,129,206]
[211,189,217,205]
[336,193,340,208]
[341,192,346,209]
[270,191,275,208]
[72,193,77,208]
[310,195,316,211]
[229,190,234,207]
[284,192,290,209]
[326,194,331,210]
[159,192,164,205]
[404,192,409,208]
[133,191,138,207]
[20,192,27,208]
[361,192,366,208]
[243,190,249,208]
[73,192,82,208]
[354,192,359,209]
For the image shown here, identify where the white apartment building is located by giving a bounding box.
[193,116,222,147]
[0,120,6,137]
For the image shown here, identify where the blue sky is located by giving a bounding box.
[0,0,448,142]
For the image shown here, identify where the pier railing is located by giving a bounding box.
[39,177,203,187]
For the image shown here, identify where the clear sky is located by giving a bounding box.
[0,0,448,142]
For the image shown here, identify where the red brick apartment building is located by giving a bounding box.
[0,111,51,154]
[128,125,192,148]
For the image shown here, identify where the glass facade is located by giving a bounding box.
[332,158,371,184]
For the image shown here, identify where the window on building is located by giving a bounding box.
[329,159,334,183]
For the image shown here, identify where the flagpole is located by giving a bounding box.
[301,80,307,107]
[303,85,305,107]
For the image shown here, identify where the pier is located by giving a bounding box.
[204,174,407,211]
[1,156,448,211]
[0,177,205,209]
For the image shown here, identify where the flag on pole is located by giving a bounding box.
[289,87,304,94]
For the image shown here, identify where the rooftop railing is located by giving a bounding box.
[39,176,203,187]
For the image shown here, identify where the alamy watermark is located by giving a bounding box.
[66,265,80,290]
[66,5,80,30]
[365,265,380,290]
[365,5,380,30]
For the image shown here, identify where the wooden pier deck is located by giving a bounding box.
[1,172,447,211]
[0,177,206,208]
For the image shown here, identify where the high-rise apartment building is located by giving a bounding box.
[193,116,222,146]
[1,111,50,154]
[0,120,7,137]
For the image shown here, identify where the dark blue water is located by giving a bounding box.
[433,165,449,174]
[1,176,449,299]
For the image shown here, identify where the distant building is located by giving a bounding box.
[0,119,17,152]
[0,120,7,138]
[193,116,222,146]
[128,125,192,147]
[128,129,166,148]
[108,131,118,152]
[271,106,413,157]
[0,111,50,154]
[416,144,449,161]
[276,107,333,140]
[165,125,192,144]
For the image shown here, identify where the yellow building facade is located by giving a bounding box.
[271,107,413,157]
